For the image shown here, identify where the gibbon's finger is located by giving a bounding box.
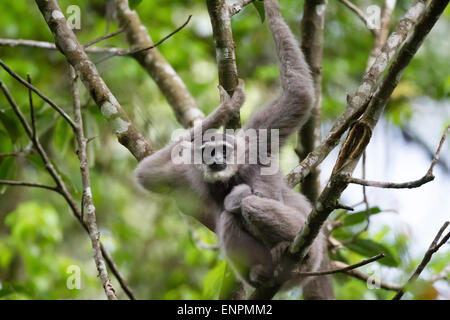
[231,79,246,107]
[218,84,231,103]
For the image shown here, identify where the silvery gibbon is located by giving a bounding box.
[135,0,326,289]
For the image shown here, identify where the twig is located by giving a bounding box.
[337,0,373,33]
[26,74,36,139]
[331,260,402,291]
[68,64,117,300]
[347,125,449,188]
[295,253,385,277]
[429,263,450,282]
[229,0,256,16]
[0,179,59,192]
[84,26,126,48]
[335,203,354,211]
[0,38,123,54]
[0,59,77,130]
[95,15,192,64]
[393,221,450,300]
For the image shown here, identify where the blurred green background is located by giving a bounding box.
[0,0,449,300]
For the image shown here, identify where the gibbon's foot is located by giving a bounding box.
[224,184,252,213]
[249,264,275,288]
[270,241,290,264]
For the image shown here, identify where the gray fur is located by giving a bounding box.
[135,0,323,289]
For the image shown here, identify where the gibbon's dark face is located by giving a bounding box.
[198,134,239,183]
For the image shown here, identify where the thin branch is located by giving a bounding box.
[83,26,126,48]
[229,0,256,16]
[68,64,117,300]
[26,74,36,139]
[0,59,77,130]
[366,0,397,70]
[429,263,450,282]
[286,0,427,188]
[295,253,385,277]
[393,221,450,300]
[0,179,59,192]
[0,38,123,54]
[347,125,449,188]
[331,260,402,291]
[0,149,34,158]
[337,0,374,33]
[95,15,192,64]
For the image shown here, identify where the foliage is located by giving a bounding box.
[0,0,448,300]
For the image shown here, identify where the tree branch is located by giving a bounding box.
[295,253,385,277]
[0,59,77,130]
[206,0,241,129]
[114,0,204,128]
[286,0,428,188]
[331,260,402,291]
[0,38,123,54]
[84,26,126,48]
[0,179,59,192]
[35,0,153,161]
[229,0,256,16]
[347,125,449,188]
[393,221,450,300]
[95,15,192,64]
[366,0,397,70]
[68,64,117,300]
[337,0,373,33]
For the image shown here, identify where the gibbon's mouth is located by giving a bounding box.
[202,163,238,183]
[209,162,227,172]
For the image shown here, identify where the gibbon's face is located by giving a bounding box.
[198,134,239,183]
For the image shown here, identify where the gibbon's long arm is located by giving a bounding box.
[135,82,245,191]
[244,0,314,148]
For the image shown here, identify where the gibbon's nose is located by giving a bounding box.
[209,162,227,172]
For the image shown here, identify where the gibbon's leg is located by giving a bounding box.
[240,195,306,249]
[218,210,274,287]
[243,0,314,148]
[135,81,245,191]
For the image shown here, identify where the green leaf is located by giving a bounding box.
[343,207,381,226]
[0,107,21,143]
[202,260,226,299]
[253,1,265,23]
[129,0,143,9]
[345,238,399,267]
